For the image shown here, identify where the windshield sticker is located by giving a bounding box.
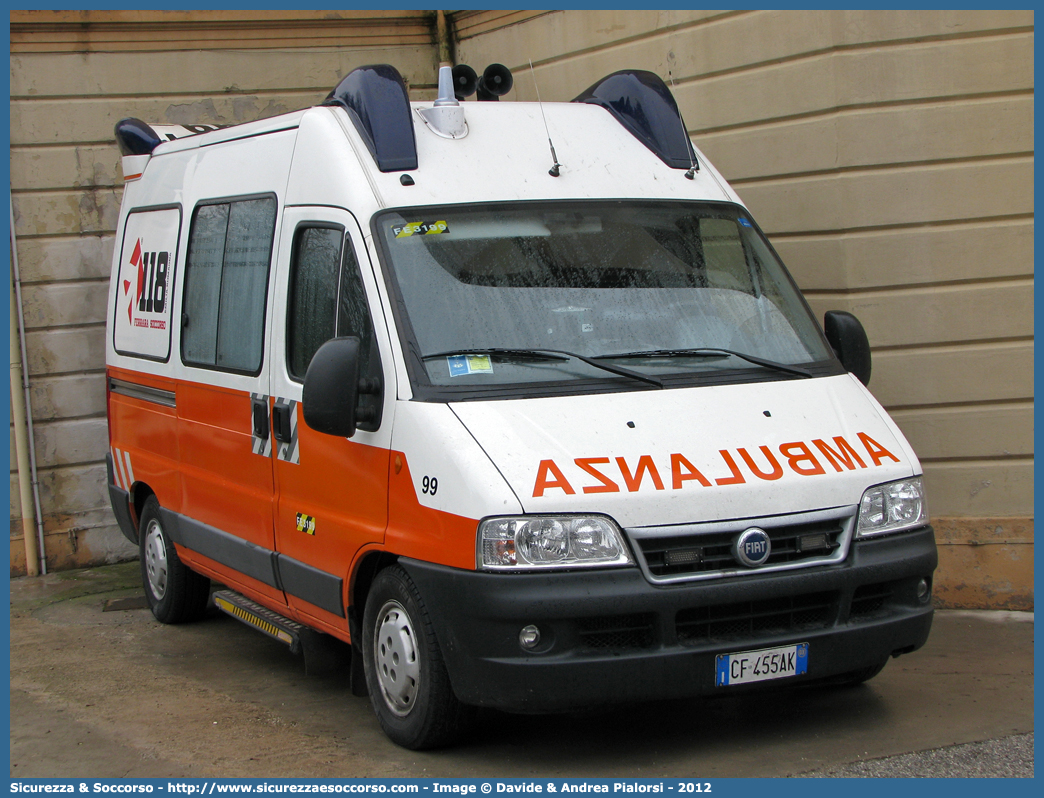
[392,221,449,238]
[447,354,493,377]
[738,217,752,227]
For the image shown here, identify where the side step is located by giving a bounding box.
[212,589,354,678]
[213,589,304,653]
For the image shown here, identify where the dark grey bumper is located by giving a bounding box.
[402,526,937,712]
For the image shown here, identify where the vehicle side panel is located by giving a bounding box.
[106,368,180,522]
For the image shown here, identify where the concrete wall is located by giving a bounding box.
[10,10,1033,608]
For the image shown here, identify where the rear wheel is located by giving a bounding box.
[361,565,473,749]
[139,496,210,624]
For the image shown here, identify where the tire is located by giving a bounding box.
[139,496,211,624]
[361,565,473,749]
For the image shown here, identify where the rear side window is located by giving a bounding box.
[182,196,276,374]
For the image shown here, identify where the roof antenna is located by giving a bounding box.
[530,59,561,177]
[668,69,699,180]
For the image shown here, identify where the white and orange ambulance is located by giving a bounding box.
[106,64,936,749]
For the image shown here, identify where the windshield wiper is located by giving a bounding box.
[423,348,569,363]
[422,347,663,388]
[595,348,812,379]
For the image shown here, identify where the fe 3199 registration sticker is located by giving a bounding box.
[392,220,448,238]
[715,643,808,686]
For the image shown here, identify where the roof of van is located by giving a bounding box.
[150,110,310,155]
[143,101,740,210]
[394,101,736,207]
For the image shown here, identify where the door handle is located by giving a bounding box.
[251,398,270,440]
[272,404,293,443]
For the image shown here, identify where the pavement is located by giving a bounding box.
[800,732,1034,777]
[8,563,1035,779]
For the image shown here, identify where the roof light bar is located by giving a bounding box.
[323,64,418,173]
[573,70,698,171]
[114,118,162,156]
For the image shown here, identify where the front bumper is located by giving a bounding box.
[401,526,937,712]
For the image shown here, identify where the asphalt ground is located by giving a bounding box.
[9,563,1035,779]
[799,732,1034,777]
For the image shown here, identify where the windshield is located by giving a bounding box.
[375,201,835,393]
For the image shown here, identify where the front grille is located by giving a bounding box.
[676,591,838,645]
[849,581,896,618]
[576,613,656,651]
[637,517,846,578]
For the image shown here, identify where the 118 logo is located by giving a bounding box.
[124,238,171,329]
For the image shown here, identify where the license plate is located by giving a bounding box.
[715,642,808,686]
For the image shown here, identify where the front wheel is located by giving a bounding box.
[139,496,210,624]
[361,565,473,749]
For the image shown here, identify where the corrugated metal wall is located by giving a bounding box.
[9,10,1033,607]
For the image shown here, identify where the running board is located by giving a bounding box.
[212,589,354,678]
[213,589,303,654]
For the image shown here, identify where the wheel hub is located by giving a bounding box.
[144,521,168,600]
[373,600,420,716]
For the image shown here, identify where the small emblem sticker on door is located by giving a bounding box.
[296,513,316,535]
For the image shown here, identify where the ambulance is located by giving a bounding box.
[105,63,937,749]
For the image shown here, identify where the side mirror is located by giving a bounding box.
[823,311,871,386]
[303,337,383,438]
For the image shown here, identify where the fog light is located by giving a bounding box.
[519,625,541,650]
[916,578,931,602]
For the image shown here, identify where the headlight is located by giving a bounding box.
[856,477,928,538]
[478,515,634,570]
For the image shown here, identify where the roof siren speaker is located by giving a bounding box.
[451,64,479,101]
[477,63,513,101]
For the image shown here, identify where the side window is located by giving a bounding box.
[182,196,277,374]
[287,228,381,381]
[286,226,343,380]
[337,238,381,385]
[286,229,382,429]
[337,240,383,431]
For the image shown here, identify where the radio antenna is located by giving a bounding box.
[530,59,561,177]
[668,69,698,180]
